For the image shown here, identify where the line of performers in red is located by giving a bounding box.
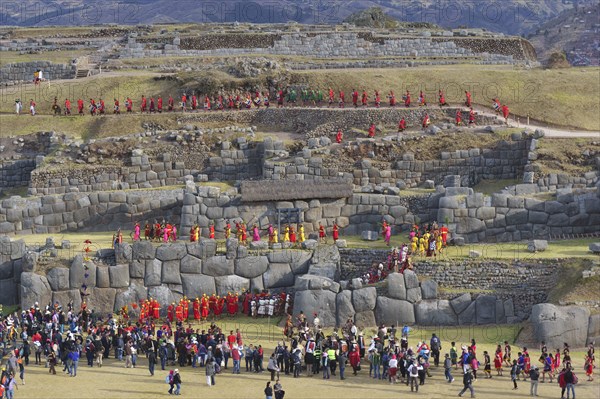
[121,291,292,324]
[45,89,508,123]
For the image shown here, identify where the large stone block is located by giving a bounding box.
[132,240,155,259]
[289,251,313,274]
[155,243,187,261]
[406,287,422,303]
[69,255,96,289]
[505,209,528,225]
[52,289,81,312]
[458,301,477,325]
[263,263,295,289]
[86,287,117,314]
[21,272,52,308]
[415,300,458,325]
[129,260,145,279]
[181,273,216,298]
[45,267,69,291]
[527,240,548,252]
[496,299,506,324]
[202,256,234,276]
[354,311,377,329]
[352,287,377,312]
[530,303,590,349]
[161,260,182,284]
[0,279,18,305]
[451,293,472,315]
[114,243,133,264]
[387,273,406,300]
[336,290,355,326]
[375,297,415,325]
[475,295,497,325]
[215,275,250,296]
[293,290,337,327]
[294,275,339,293]
[144,259,162,286]
[235,255,269,278]
[96,266,110,288]
[109,264,130,288]
[420,280,438,300]
[180,255,202,274]
[148,286,180,310]
[114,280,147,313]
[403,270,419,289]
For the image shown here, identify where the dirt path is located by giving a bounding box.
[472,106,600,138]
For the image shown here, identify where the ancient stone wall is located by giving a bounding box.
[0,61,76,84]
[121,32,534,65]
[0,160,36,188]
[0,189,182,235]
[339,249,558,316]
[28,153,196,195]
[436,183,600,243]
[205,138,264,181]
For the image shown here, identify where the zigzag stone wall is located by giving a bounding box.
[122,32,534,65]
[28,153,196,195]
[0,189,182,235]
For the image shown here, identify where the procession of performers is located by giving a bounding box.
[121,290,291,326]
[142,219,178,242]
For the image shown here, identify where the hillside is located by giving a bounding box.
[0,0,582,36]
[528,2,600,66]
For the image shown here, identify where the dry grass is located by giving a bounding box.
[293,66,600,131]
[472,179,520,195]
[536,138,600,175]
[4,316,598,399]
[0,50,89,67]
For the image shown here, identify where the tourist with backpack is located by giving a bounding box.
[205,358,216,386]
[444,353,454,383]
[563,365,577,399]
[458,368,475,398]
[430,333,441,367]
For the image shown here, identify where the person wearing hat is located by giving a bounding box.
[169,369,181,395]
[529,364,540,396]
[458,368,475,398]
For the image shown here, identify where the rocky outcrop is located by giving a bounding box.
[530,304,590,348]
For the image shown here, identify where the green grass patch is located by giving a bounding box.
[473,179,519,195]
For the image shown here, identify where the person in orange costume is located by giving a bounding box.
[200,294,209,320]
[175,303,183,322]
[193,298,200,320]
[167,303,174,323]
[227,293,237,316]
[153,299,160,319]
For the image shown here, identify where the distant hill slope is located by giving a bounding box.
[528,2,600,66]
[0,0,586,36]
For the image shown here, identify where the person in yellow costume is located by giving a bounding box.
[194,225,200,242]
[273,228,279,244]
[298,224,305,243]
[436,233,443,253]
[418,235,426,256]
[283,225,290,242]
[410,235,418,254]
[423,230,431,246]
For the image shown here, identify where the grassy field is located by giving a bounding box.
[293,66,600,131]
[0,50,89,67]
[3,316,598,399]
[9,229,600,263]
[1,66,598,137]
[343,236,599,260]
